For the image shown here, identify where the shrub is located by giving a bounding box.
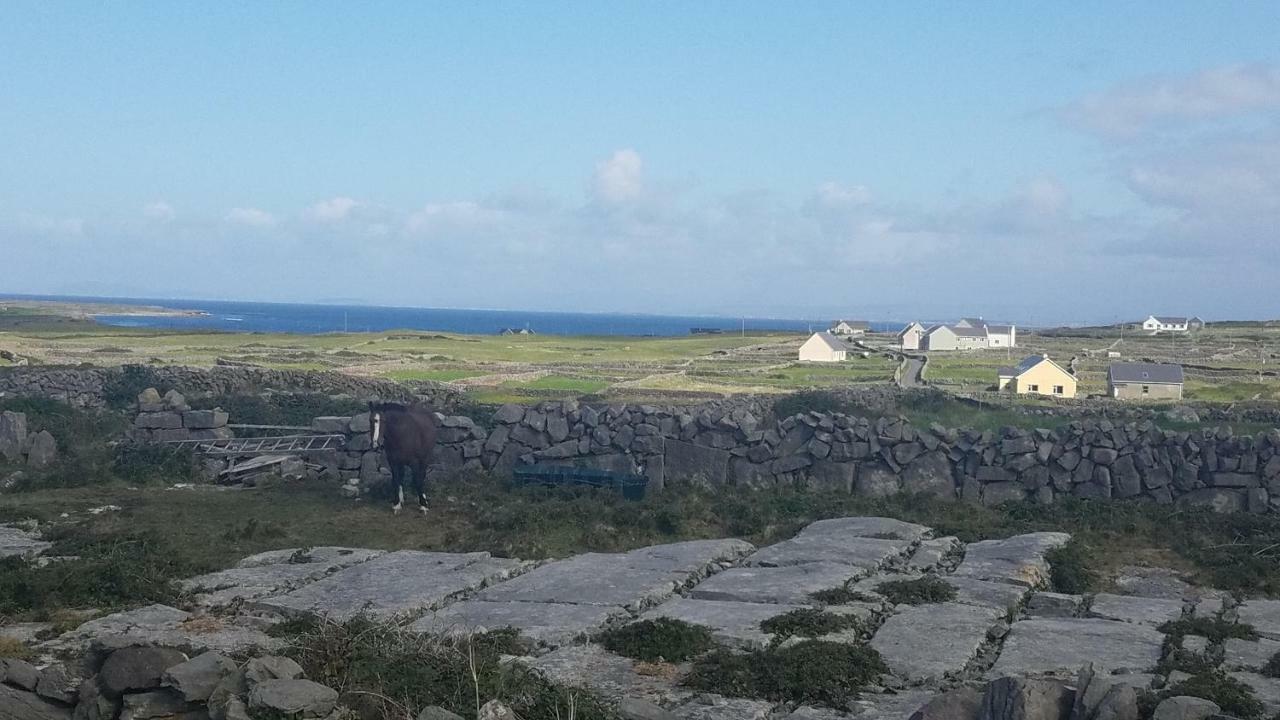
[874,576,956,605]
[188,392,365,428]
[1163,671,1264,719]
[279,617,618,720]
[0,637,34,660]
[1262,651,1280,679]
[1159,617,1258,643]
[596,619,713,662]
[102,366,167,411]
[111,444,199,485]
[809,584,877,604]
[760,609,861,641]
[0,530,195,620]
[771,391,861,421]
[1045,539,1098,594]
[685,640,887,708]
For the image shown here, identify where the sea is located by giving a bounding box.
[6,294,905,337]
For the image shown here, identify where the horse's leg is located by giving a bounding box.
[412,460,428,515]
[390,462,404,515]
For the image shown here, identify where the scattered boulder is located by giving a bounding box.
[248,679,338,718]
[418,708,466,720]
[0,684,72,720]
[619,698,679,720]
[477,700,518,720]
[1151,696,1221,720]
[35,663,83,704]
[243,655,304,688]
[0,410,27,462]
[98,647,189,698]
[162,652,238,702]
[980,676,1073,720]
[26,430,58,469]
[910,686,983,720]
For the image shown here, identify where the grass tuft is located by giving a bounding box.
[278,616,618,720]
[597,618,713,663]
[874,576,956,605]
[1045,539,1098,594]
[760,609,861,641]
[684,640,886,708]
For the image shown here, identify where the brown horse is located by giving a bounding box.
[369,401,439,514]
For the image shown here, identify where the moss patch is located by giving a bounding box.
[875,576,956,605]
[1163,671,1264,719]
[596,618,713,663]
[808,585,877,605]
[684,640,886,708]
[0,637,34,660]
[1261,651,1280,679]
[760,609,861,641]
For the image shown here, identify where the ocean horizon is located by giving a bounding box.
[4,294,907,337]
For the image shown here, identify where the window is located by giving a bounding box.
[1053,385,1064,394]
[1142,385,1150,394]
[1028,384,1039,392]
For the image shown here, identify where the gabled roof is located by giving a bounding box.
[950,325,988,338]
[1148,315,1188,324]
[987,324,1015,334]
[832,320,870,329]
[998,354,1069,378]
[897,321,924,337]
[956,317,986,329]
[806,331,848,352]
[1108,362,1184,385]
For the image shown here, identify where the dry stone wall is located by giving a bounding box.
[0,364,457,409]
[314,400,1280,514]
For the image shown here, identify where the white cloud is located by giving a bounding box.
[225,207,277,228]
[591,149,644,204]
[142,201,175,221]
[306,196,359,222]
[1065,63,1280,137]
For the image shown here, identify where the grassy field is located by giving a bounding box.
[0,305,900,402]
[4,304,1280,406]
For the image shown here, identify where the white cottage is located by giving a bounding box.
[798,332,849,362]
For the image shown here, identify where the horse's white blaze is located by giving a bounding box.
[398,486,404,505]
[371,413,381,446]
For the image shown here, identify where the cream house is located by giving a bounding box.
[798,332,849,362]
[997,354,1077,398]
[898,322,924,351]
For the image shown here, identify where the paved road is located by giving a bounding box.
[898,356,926,387]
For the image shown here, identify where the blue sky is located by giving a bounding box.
[2,2,1279,323]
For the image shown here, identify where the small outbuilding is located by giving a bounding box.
[1108,362,1184,400]
[997,354,1077,398]
[798,332,849,362]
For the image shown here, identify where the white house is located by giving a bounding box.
[922,324,988,351]
[798,332,849,362]
[986,324,1017,348]
[1141,315,1202,333]
[830,320,870,336]
[898,322,924,351]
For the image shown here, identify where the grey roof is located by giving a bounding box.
[1151,316,1188,324]
[950,325,988,338]
[987,324,1014,334]
[998,355,1061,378]
[1108,362,1184,385]
[832,320,870,329]
[958,317,986,328]
[896,322,923,337]
[809,332,848,352]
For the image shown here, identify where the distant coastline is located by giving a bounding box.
[0,296,207,320]
[0,293,881,337]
